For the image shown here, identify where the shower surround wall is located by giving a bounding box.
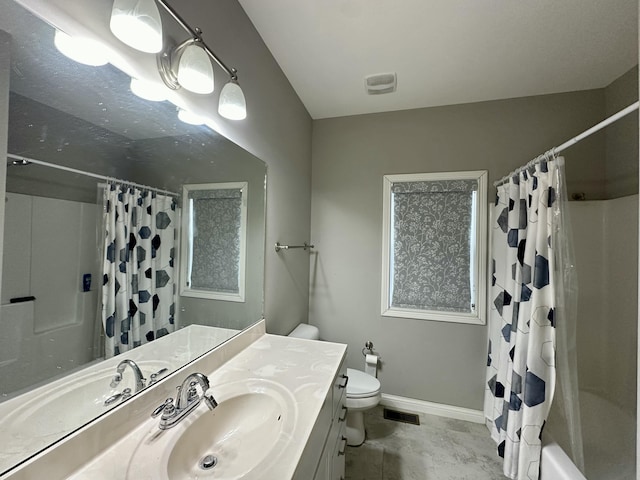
[546,196,638,479]
[571,196,638,417]
[0,193,99,393]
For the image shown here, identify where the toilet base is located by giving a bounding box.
[346,410,366,446]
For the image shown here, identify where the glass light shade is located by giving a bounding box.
[130,78,167,101]
[177,108,206,125]
[110,0,163,54]
[218,80,247,120]
[177,43,214,94]
[53,30,109,66]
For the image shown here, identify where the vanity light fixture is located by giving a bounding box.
[110,0,163,54]
[218,75,247,120]
[109,0,247,120]
[53,30,109,67]
[130,77,167,101]
[177,108,206,126]
[176,39,214,94]
[158,31,214,95]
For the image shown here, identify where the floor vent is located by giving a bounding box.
[383,408,420,425]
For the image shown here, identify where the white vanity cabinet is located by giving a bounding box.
[294,359,348,480]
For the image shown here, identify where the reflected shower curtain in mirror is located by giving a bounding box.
[484,155,566,480]
[101,183,177,358]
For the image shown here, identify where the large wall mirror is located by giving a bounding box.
[0,0,266,474]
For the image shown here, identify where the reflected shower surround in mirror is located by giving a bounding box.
[109,0,247,120]
[101,183,178,357]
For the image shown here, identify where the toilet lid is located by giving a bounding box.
[346,368,380,398]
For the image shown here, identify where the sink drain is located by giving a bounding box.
[199,454,218,470]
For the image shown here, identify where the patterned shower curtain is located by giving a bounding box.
[101,183,177,358]
[484,155,564,480]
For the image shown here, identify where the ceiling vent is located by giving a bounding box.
[365,72,397,95]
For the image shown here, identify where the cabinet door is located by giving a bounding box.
[294,392,333,480]
[313,448,330,480]
[331,422,348,480]
[332,360,348,417]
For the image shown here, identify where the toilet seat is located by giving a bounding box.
[346,368,380,399]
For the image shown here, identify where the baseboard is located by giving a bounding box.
[380,393,485,424]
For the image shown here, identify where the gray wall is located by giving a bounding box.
[309,89,612,409]
[605,67,639,198]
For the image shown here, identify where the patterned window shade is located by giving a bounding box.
[390,179,478,313]
[188,188,242,293]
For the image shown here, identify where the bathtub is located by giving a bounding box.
[542,390,635,480]
[540,441,586,480]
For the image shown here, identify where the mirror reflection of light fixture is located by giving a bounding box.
[53,30,109,67]
[110,0,163,53]
[130,78,167,101]
[110,0,246,120]
[177,108,206,125]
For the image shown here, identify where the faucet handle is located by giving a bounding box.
[151,398,174,418]
[121,387,132,401]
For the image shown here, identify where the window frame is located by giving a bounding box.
[179,182,248,302]
[381,170,487,324]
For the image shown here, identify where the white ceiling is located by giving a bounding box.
[237,0,639,119]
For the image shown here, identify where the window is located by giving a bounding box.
[381,171,487,324]
[180,182,247,302]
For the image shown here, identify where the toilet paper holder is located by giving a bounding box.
[362,341,375,357]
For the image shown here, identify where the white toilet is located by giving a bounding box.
[288,324,381,446]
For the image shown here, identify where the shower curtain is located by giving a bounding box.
[484,154,569,480]
[101,183,177,358]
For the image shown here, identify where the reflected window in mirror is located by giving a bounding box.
[180,183,248,302]
[381,171,487,325]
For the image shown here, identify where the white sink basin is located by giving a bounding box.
[127,378,297,480]
[4,360,172,439]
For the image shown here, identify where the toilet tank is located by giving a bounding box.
[288,323,320,340]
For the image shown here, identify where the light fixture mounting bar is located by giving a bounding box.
[155,0,237,79]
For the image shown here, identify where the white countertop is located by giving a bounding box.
[65,333,346,479]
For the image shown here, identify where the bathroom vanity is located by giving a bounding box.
[0,324,239,473]
[0,320,348,480]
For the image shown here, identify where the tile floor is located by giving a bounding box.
[345,406,505,480]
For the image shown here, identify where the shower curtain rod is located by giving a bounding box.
[494,100,639,187]
[6,153,179,197]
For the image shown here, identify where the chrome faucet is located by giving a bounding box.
[111,359,146,392]
[152,372,218,430]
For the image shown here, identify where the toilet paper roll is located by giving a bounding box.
[365,354,378,377]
